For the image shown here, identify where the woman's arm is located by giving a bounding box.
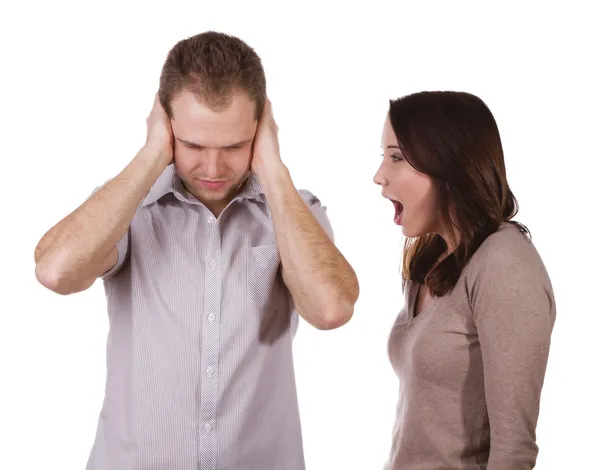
[470,238,556,470]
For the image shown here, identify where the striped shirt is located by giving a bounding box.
[86,164,334,470]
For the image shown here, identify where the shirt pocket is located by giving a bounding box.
[247,244,281,306]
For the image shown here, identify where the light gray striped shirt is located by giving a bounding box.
[86,165,333,470]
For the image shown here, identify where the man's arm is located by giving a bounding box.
[252,100,359,330]
[34,94,173,295]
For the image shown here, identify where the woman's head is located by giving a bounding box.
[374,91,527,295]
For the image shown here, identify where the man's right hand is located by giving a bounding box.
[145,93,174,165]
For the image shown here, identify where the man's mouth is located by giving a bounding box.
[198,179,228,190]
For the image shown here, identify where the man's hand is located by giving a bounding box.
[251,99,285,178]
[145,93,174,166]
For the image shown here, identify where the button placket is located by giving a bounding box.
[198,218,222,470]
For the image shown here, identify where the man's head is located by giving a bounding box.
[158,31,266,213]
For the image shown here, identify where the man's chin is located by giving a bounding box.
[195,181,244,202]
[194,186,229,200]
[184,174,249,202]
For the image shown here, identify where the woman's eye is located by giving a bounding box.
[391,154,403,162]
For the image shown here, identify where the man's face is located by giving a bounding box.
[170,89,258,213]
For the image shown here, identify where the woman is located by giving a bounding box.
[374,91,555,470]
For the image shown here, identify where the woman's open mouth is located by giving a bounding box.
[392,200,404,225]
[384,196,404,225]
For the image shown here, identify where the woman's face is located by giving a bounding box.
[374,115,440,239]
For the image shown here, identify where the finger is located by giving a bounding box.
[264,99,276,126]
[259,100,270,121]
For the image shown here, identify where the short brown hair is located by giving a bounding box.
[389,91,529,297]
[158,31,266,119]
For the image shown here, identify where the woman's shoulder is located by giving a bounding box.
[464,222,552,287]
[476,222,534,256]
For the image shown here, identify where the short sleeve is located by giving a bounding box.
[298,189,335,242]
[101,230,130,280]
[88,182,131,280]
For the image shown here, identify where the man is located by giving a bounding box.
[34,31,359,470]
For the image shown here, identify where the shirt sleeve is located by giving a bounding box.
[100,230,130,280]
[88,183,131,281]
[469,241,556,470]
[298,189,335,242]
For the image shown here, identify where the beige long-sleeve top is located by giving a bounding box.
[386,223,556,470]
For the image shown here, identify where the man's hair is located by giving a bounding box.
[158,31,266,119]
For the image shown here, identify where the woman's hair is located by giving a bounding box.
[389,91,529,297]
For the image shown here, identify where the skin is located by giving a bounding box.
[169,89,258,216]
[251,99,359,329]
[34,90,359,330]
[373,114,456,315]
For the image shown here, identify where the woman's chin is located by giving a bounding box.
[401,222,424,239]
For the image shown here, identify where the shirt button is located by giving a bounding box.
[206,366,214,376]
[210,260,217,269]
[204,422,213,432]
[207,216,215,224]
[208,313,216,322]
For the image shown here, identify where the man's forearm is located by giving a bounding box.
[34,145,168,290]
[258,163,359,330]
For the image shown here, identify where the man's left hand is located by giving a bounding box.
[251,99,285,178]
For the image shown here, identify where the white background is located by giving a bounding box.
[1,1,598,469]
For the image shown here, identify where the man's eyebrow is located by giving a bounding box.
[222,139,253,149]
[177,138,253,149]
[177,138,204,148]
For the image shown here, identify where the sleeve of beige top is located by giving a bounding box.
[470,239,555,470]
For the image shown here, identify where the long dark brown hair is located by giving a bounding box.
[389,91,529,297]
